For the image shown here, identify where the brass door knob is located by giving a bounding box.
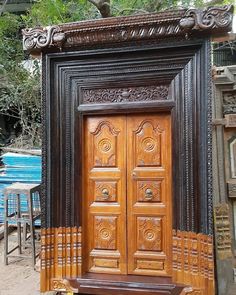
[145,188,153,200]
[102,188,109,200]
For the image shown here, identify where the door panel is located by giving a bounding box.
[83,116,127,274]
[127,114,172,276]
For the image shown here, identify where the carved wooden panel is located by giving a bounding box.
[82,85,169,104]
[223,90,236,114]
[127,114,172,276]
[94,181,117,202]
[84,116,127,274]
[92,121,120,167]
[137,217,162,251]
[94,216,117,250]
[214,203,232,260]
[134,120,163,167]
[137,180,162,202]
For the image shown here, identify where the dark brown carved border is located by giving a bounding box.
[23,5,233,53]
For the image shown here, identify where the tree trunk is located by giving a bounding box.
[88,0,111,18]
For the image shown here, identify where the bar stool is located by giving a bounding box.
[4,182,41,266]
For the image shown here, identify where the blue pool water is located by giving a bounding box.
[0,152,41,224]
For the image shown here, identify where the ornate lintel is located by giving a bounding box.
[180,5,233,31]
[22,5,233,53]
[22,25,66,51]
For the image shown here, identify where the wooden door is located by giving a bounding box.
[83,116,127,274]
[127,114,172,276]
[84,114,172,276]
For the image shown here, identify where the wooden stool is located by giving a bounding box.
[4,183,41,266]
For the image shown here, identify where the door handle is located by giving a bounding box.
[145,188,153,200]
[101,188,110,200]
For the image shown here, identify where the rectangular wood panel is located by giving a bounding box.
[83,116,127,274]
[127,114,172,276]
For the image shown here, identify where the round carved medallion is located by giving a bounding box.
[144,229,156,241]
[100,228,112,240]
[98,138,112,153]
[142,137,156,152]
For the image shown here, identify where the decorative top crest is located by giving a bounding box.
[179,5,233,31]
[22,5,233,53]
[22,26,65,51]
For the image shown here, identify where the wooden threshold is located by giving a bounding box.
[67,273,190,295]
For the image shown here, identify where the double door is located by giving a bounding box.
[83,114,172,277]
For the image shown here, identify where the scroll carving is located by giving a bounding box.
[180,5,233,31]
[214,203,232,259]
[22,25,65,51]
[82,85,169,104]
[51,279,78,292]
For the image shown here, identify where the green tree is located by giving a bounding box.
[23,0,235,26]
[0,12,41,148]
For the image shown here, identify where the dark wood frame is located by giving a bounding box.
[41,38,212,234]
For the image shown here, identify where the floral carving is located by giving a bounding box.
[82,85,169,104]
[180,5,233,31]
[22,26,65,51]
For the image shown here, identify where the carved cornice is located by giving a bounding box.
[22,5,233,53]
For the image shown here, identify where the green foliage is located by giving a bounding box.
[22,0,99,27]
[0,12,41,148]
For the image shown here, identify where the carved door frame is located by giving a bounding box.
[22,5,234,294]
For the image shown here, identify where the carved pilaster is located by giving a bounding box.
[41,227,82,292]
[172,230,214,295]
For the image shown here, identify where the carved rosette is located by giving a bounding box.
[22,25,65,51]
[180,5,233,31]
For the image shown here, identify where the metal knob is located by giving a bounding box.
[102,188,109,200]
[145,188,153,200]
